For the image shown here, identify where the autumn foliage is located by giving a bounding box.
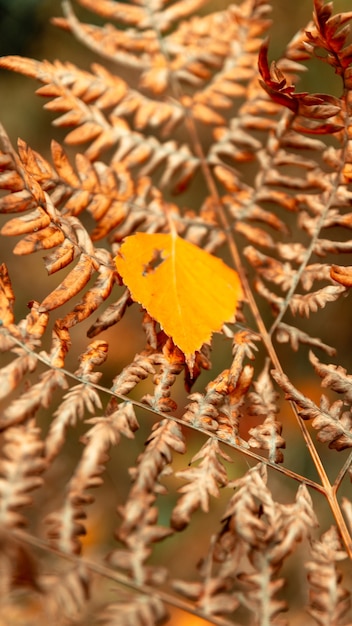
[0,0,352,624]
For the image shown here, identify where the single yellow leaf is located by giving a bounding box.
[115,232,243,361]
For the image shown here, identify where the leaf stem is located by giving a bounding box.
[13,529,241,626]
[0,327,324,494]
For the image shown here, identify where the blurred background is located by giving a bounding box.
[0,1,351,624]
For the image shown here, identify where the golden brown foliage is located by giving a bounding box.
[0,0,352,624]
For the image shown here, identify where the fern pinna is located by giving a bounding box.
[0,0,351,624]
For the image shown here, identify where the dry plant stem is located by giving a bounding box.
[223,227,352,559]
[12,530,240,626]
[53,7,336,506]
[0,327,323,493]
[228,217,352,560]
[171,107,352,559]
[269,124,351,340]
[1,1,352,621]
[334,451,352,493]
[172,77,352,559]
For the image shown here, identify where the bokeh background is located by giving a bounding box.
[0,1,351,625]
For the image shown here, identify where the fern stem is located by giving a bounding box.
[0,327,325,494]
[13,529,241,626]
[325,488,352,559]
[333,451,352,493]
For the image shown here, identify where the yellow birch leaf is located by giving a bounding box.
[115,232,243,362]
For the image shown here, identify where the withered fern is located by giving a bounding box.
[0,0,352,624]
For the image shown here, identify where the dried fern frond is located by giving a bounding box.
[46,400,139,555]
[272,365,352,451]
[247,360,285,463]
[110,419,185,584]
[0,421,46,528]
[142,340,185,413]
[99,595,167,626]
[41,564,91,623]
[173,534,241,618]
[174,464,319,623]
[306,526,351,626]
[1,0,352,623]
[183,334,255,439]
[310,351,352,403]
[275,322,336,356]
[44,340,109,461]
[171,438,230,531]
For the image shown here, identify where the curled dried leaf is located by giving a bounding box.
[0,263,15,327]
[330,264,352,287]
[40,254,97,312]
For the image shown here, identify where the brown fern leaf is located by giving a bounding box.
[0,140,121,326]
[1,0,352,621]
[142,339,185,413]
[0,264,15,329]
[275,323,336,356]
[216,365,253,445]
[0,368,67,431]
[54,251,116,329]
[14,138,155,246]
[99,595,167,626]
[0,55,196,187]
[223,464,317,547]
[237,486,318,626]
[306,525,351,626]
[310,351,352,403]
[224,465,317,623]
[0,125,46,206]
[229,3,352,362]
[175,465,318,623]
[65,0,212,34]
[173,535,240,618]
[330,264,352,287]
[111,350,157,397]
[87,288,132,338]
[184,367,251,439]
[208,331,257,444]
[183,372,232,433]
[59,0,270,94]
[289,284,346,317]
[312,397,352,451]
[41,564,91,623]
[40,253,98,312]
[0,348,37,409]
[183,332,256,439]
[307,0,352,80]
[0,420,46,528]
[247,360,285,463]
[214,20,312,218]
[258,38,343,134]
[244,247,296,293]
[44,377,100,459]
[44,340,108,461]
[110,419,185,584]
[0,301,68,428]
[171,438,230,531]
[314,236,352,255]
[0,532,39,598]
[46,401,138,554]
[272,368,352,451]
[0,0,274,194]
